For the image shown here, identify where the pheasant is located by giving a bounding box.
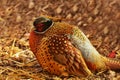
[29,16,120,77]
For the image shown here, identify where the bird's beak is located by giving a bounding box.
[31,27,36,31]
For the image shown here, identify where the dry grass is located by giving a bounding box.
[0,0,120,79]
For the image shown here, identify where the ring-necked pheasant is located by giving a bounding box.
[29,16,120,77]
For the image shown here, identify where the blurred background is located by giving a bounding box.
[0,0,120,79]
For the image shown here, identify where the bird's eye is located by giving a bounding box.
[33,17,53,33]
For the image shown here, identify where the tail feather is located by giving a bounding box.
[103,56,120,70]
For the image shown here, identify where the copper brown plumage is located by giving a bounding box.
[29,16,120,77]
[29,16,92,77]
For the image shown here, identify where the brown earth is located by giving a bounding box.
[0,0,120,80]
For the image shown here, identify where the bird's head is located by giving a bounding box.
[33,17,53,34]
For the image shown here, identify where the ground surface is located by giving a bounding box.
[0,0,120,80]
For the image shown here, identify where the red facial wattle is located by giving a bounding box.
[33,17,53,33]
[36,23,45,32]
